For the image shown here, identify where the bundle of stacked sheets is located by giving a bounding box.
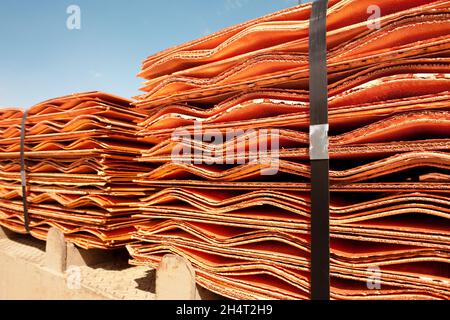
[128,0,450,299]
[0,92,151,249]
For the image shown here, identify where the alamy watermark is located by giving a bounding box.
[367,5,381,30]
[66,265,81,290]
[66,5,81,30]
[367,265,382,290]
[171,122,280,176]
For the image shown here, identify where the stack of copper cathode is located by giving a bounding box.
[0,92,151,249]
[127,0,450,299]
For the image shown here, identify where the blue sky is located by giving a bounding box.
[0,0,299,108]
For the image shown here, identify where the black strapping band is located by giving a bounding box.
[20,110,30,234]
[308,0,330,300]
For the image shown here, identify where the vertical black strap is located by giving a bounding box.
[20,110,30,233]
[309,0,330,300]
